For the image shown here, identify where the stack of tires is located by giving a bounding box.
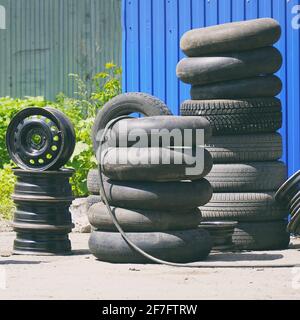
[87,93,214,263]
[177,18,290,251]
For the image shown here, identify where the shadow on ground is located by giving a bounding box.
[208,252,283,262]
[289,243,300,250]
[0,260,45,265]
[71,249,91,256]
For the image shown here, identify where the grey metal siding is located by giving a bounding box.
[0,0,122,99]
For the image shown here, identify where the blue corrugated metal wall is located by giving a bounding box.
[122,0,300,176]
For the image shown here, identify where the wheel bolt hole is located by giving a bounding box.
[53,135,59,142]
[46,154,53,160]
[38,159,44,164]
[51,145,58,152]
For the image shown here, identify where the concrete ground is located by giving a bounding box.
[1,232,300,300]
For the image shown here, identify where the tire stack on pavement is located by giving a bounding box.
[6,107,76,255]
[87,93,214,263]
[177,18,290,251]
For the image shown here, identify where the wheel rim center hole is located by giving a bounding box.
[27,131,46,150]
[32,134,42,145]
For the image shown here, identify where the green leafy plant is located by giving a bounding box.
[57,62,122,196]
[0,164,16,220]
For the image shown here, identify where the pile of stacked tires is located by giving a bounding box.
[87,93,214,263]
[177,18,290,250]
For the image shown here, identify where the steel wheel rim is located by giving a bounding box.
[6,107,75,171]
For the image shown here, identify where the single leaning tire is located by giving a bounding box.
[288,209,300,234]
[232,221,290,251]
[200,192,287,222]
[102,147,213,182]
[88,202,202,232]
[92,92,172,153]
[274,170,300,209]
[190,75,282,100]
[176,47,282,86]
[180,18,281,57]
[206,162,287,192]
[106,115,212,147]
[103,178,212,211]
[205,133,282,163]
[89,229,212,263]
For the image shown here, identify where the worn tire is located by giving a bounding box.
[103,178,212,211]
[206,133,282,163]
[102,147,213,182]
[107,115,212,147]
[180,18,281,57]
[176,47,282,86]
[88,202,202,232]
[203,113,281,135]
[92,93,172,152]
[190,75,282,100]
[206,162,287,192]
[200,192,287,222]
[232,221,290,251]
[181,98,281,115]
[288,209,300,234]
[89,229,212,263]
[87,169,101,195]
[86,195,102,209]
[87,168,213,209]
[287,210,300,234]
[181,98,282,135]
